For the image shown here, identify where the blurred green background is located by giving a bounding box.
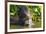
[10,5,41,29]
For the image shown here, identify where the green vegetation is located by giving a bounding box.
[10,5,41,29]
[30,6,41,28]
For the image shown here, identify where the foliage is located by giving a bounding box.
[10,5,41,28]
[28,6,41,23]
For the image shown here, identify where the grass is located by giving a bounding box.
[10,22,41,29]
[32,22,41,28]
[10,24,29,29]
